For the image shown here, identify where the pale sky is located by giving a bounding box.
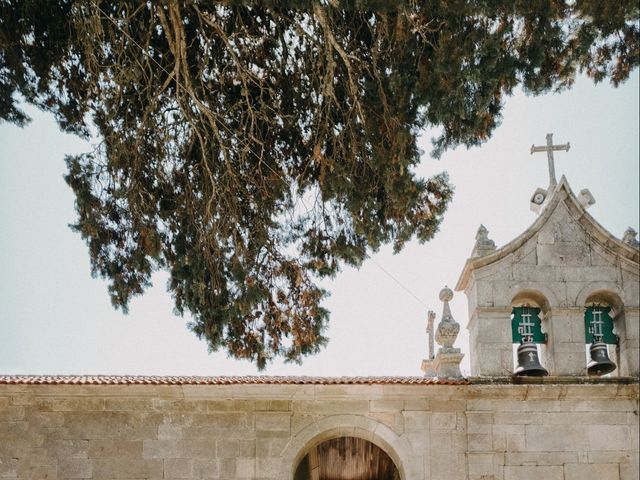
[0,72,638,377]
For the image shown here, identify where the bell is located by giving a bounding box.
[587,342,616,376]
[514,342,549,377]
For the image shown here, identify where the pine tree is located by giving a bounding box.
[1,1,638,368]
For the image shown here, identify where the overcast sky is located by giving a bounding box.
[1,71,638,377]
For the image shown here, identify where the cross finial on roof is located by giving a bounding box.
[530,133,570,188]
[426,310,436,360]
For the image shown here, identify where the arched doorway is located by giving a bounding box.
[294,436,401,480]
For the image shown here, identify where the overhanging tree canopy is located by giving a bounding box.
[1,1,638,368]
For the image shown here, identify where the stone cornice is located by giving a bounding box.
[0,377,636,401]
[0,375,468,386]
[469,305,639,318]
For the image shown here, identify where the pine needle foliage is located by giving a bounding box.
[1,1,637,368]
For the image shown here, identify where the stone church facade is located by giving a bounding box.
[1,176,638,479]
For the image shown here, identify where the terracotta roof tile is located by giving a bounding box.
[0,375,469,386]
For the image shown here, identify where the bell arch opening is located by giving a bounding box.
[293,436,401,480]
[510,291,551,376]
[583,291,623,376]
[511,289,551,315]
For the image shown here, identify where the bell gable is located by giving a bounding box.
[455,176,639,377]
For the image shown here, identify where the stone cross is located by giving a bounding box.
[426,311,436,360]
[421,311,437,377]
[530,133,570,188]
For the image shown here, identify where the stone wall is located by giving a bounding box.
[1,380,638,479]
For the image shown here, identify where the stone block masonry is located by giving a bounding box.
[0,378,637,479]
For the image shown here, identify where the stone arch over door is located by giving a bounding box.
[278,414,422,480]
[294,436,400,479]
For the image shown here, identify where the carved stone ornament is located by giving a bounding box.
[577,188,596,209]
[422,287,464,378]
[472,225,497,257]
[623,227,640,249]
[435,286,460,351]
